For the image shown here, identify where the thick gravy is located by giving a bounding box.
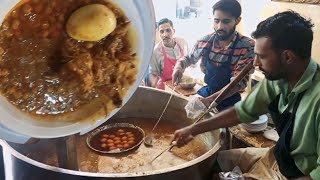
[25,118,210,173]
[0,0,137,120]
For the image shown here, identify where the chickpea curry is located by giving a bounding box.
[0,0,137,118]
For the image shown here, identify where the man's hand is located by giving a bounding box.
[156,82,163,89]
[172,69,183,86]
[172,125,194,147]
[172,61,184,86]
[149,73,160,88]
[199,96,213,108]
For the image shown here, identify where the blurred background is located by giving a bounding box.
[152,0,320,62]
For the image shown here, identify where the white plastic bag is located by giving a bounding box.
[184,96,208,119]
[219,166,244,180]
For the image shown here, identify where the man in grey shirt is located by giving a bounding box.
[147,18,189,89]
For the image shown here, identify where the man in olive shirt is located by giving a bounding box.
[173,11,319,179]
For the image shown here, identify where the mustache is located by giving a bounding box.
[216,30,227,34]
[163,37,171,40]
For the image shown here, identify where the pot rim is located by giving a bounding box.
[0,129,223,177]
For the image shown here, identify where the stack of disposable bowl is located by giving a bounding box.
[240,114,268,133]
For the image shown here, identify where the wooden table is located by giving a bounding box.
[228,125,276,148]
[164,80,202,96]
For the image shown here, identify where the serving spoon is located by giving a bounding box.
[144,81,178,147]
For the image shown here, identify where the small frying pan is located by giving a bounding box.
[86,123,145,154]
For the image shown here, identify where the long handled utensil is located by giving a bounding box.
[194,62,254,122]
[144,81,179,147]
[149,141,177,163]
[150,62,254,162]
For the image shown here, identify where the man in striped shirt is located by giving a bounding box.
[172,0,255,110]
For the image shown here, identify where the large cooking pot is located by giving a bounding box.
[0,87,225,180]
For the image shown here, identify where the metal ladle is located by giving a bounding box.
[144,82,178,147]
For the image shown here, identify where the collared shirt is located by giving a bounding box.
[235,59,320,179]
[149,37,189,77]
[178,32,255,90]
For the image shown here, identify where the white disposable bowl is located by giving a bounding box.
[240,114,269,133]
[0,0,156,138]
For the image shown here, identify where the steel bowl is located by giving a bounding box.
[179,76,197,90]
[86,123,145,154]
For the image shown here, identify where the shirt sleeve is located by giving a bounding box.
[179,40,202,69]
[173,37,189,57]
[310,111,320,180]
[231,39,255,90]
[181,38,189,56]
[149,46,161,77]
[310,166,320,180]
[234,79,278,123]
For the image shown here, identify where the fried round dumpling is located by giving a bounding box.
[66,4,117,41]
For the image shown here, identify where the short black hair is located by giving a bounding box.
[212,0,241,18]
[158,18,174,28]
[252,10,314,59]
